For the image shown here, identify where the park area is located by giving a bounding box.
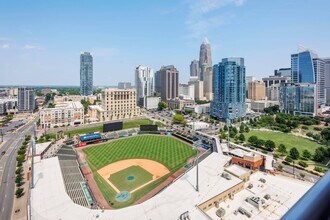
[63,118,163,136]
[244,130,321,154]
[82,135,195,208]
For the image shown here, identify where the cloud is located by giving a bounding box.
[23,44,44,50]
[1,44,10,49]
[183,0,246,40]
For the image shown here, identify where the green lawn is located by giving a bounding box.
[83,135,194,208]
[244,130,322,154]
[109,165,153,192]
[64,118,163,136]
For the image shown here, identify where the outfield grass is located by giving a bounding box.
[84,135,194,171]
[244,130,322,154]
[109,165,153,192]
[64,118,163,136]
[84,135,194,208]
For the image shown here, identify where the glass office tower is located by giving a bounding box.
[291,49,325,106]
[80,52,93,96]
[211,58,246,121]
[280,83,317,117]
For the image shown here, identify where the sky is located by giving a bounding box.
[0,0,330,86]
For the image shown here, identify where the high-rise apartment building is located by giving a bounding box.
[118,82,131,89]
[80,52,93,96]
[211,58,246,121]
[135,65,154,102]
[291,48,325,106]
[248,80,266,101]
[280,83,317,117]
[154,65,179,101]
[190,60,199,78]
[18,87,35,111]
[324,58,330,103]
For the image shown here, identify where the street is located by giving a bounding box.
[0,117,37,220]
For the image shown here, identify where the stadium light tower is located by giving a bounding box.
[31,122,37,189]
[193,139,202,192]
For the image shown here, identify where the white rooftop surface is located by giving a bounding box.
[225,164,250,177]
[31,153,242,220]
[230,148,246,158]
[206,172,313,220]
[31,142,52,156]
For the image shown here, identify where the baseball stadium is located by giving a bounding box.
[29,121,313,220]
[79,134,196,208]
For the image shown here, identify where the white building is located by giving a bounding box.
[251,100,279,112]
[39,101,84,128]
[184,103,210,114]
[179,83,194,100]
[140,96,160,110]
[187,121,210,130]
[135,65,154,102]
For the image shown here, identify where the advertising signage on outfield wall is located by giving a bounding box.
[140,124,158,132]
[103,121,123,132]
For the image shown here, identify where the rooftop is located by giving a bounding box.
[31,153,244,220]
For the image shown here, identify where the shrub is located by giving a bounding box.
[290,147,300,160]
[301,126,309,130]
[15,187,24,198]
[313,127,322,131]
[298,161,308,168]
[299,173,305,179]
[314,166,325,173]
[285,156,293,163]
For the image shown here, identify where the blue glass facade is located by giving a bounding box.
[211,58,246,121]
[80,52,93,96]
[280,83,316,117]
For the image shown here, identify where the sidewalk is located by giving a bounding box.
[11,159,30,220]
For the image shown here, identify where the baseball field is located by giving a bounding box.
[83,135,195,208]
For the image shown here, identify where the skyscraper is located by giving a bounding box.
[118,82,131,89]
[80,52,93,96]
[198,37,213,100]
[324,58,330,103]
[291,48,325,106]
[199,37,212,81]
[190,60,199,78]
[154,65,179,101]
[18,87,35,111]
[135,65,154,101]
[211,58,246,121]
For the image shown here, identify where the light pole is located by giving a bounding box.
[193,140,202,192]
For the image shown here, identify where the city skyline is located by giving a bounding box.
[1,0,330,86]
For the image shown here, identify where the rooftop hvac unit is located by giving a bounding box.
[246,196,265,209]
[248,183,253,189]
[221,173,231,180]
[216,208,226,217]
[238,207,252,218]
[264,194,271,200]
[259,178,266,183]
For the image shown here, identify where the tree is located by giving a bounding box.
[15,167,23,175]
[223,125,228,132]
[157,101,167,111]
[245,126,250,133]
[15,187,24,198]
[299,173,306,179]
[248,136,258,145]
[277,144,287,154]
[239,123,245,133]
[265,140,276,151]
[172,114,186,125]
[313,148,325,162]
[290,147,300,160]
[219,132,227,140]
[15,175,23,184]
[255,139,265,148]
[81,100,91,114]
[239,134,245,142]
[302,150,312,159]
